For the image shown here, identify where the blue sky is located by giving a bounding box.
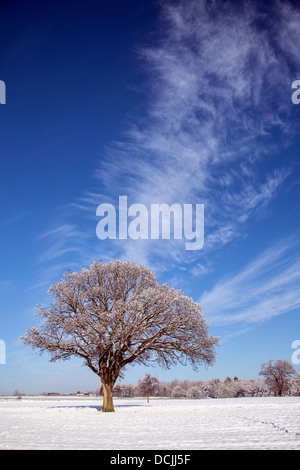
[0,0,300,394]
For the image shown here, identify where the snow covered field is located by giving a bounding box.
[0,396,299,450]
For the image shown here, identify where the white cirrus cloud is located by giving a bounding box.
[199,234,300,326]
[87,0,300,265]
[37,1,300,275]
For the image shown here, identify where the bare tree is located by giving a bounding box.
[259,360,296,397]
[137,374,159,402]
[21,260,218,412]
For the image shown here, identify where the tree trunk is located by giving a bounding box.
[102,382,115,412]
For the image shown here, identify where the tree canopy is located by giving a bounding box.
[21,260,219,411]
[259,359,296,397]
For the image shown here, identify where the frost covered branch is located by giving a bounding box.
[21,260,218,411]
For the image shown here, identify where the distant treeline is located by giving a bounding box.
[94,374,300,399]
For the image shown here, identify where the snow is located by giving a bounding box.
[0,396,299,450]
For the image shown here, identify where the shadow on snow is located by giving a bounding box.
[50,403,149,412]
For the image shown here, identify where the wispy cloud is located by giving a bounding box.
[36,224,89,264]
[0,279,15,296]
[87,0,300,265]
[36,0,300,276]
[0,210,33,228]
[199,234,300,326]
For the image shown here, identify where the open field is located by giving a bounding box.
[0,396,299,450]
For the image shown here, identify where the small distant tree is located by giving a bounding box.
[21,260,218,412]
[172,385,186,398]
[137,374,159,402]
[259,360,296,397]
[207,378,220,398]
[13,389,23,400]
[290,375,300,396]
[186,385,203,398]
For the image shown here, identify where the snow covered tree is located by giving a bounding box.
[21,260,218,412]
[171,385,186,398]
[259,360,296,397]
